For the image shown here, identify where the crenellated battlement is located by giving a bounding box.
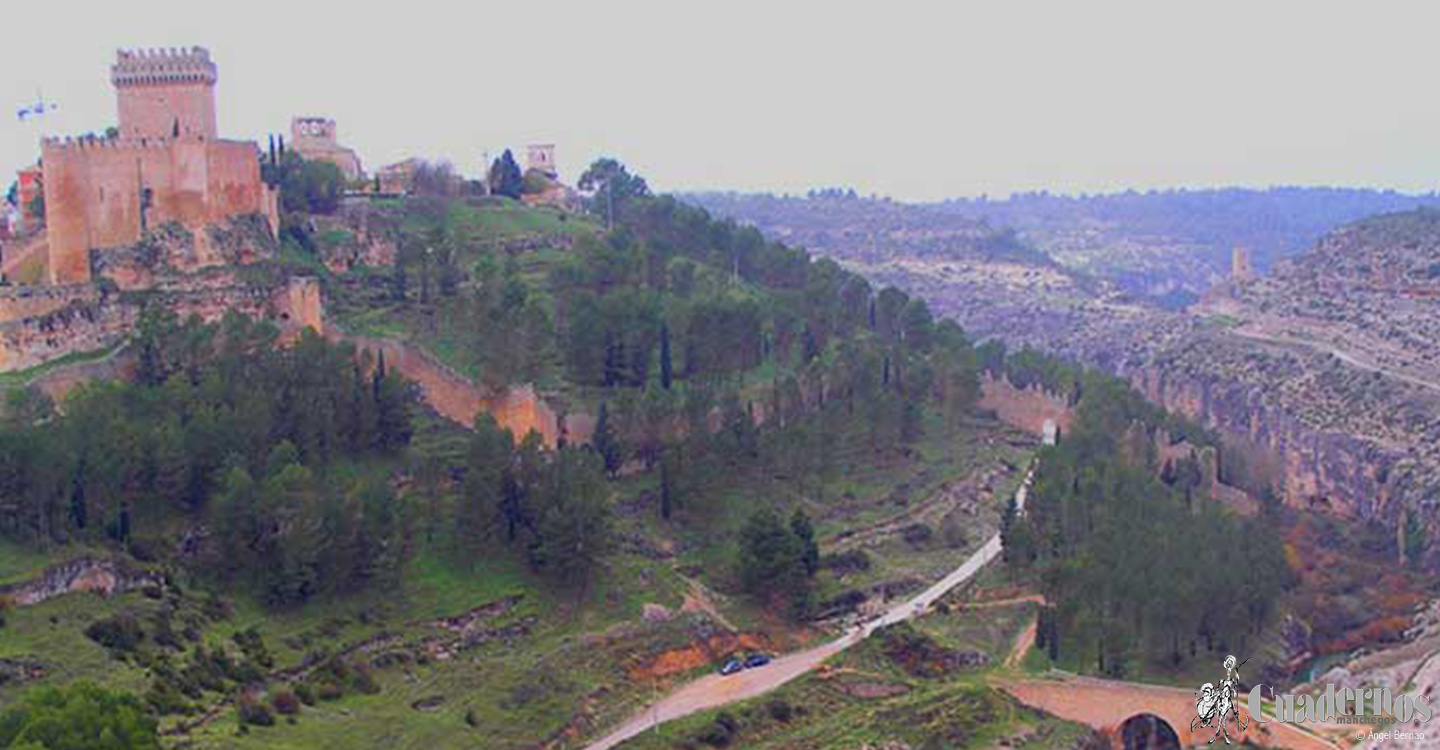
[42,134,177,151]
[112,47,217,87]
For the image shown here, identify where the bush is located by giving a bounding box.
[294,682,316,706]
[84,613,146,653]
[233,627,274,668]
[902,523,934,547]
[697,711,740,746]
[819,550,871,573]
[237,694,275,726]
[145,677,193,716]
[271,689,301,715]
[351,662,380,695]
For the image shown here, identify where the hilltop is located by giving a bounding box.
[691,187,1440,308]
[0,180,1069,750]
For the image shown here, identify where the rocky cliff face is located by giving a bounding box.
[700,200,1440,567]
[0,557,161,606]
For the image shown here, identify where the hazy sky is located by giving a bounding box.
[5,1,1440,202]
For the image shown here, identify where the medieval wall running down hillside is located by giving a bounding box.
[336,333,586,448]
[978,374,1075,437]
[1124,363,1397,519]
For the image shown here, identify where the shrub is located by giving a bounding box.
[233,627,274,668]
[901,523,934,547]
[271,689,301,715]
[85,613,146,653]
[237,694,275,726]
[351,662,380,695]
[819,549,871,573]
[294,682,316,706]
[145,677,193,716]
[697,711,740,746]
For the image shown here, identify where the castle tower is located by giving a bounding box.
[290,117,364,181]
[42,47,275,286]
[526,144,557,179]
[1231,247,1252,282]
[112,47,218,140]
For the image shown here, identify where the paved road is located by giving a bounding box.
[581,467,1035,750]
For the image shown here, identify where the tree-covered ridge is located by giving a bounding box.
[1003,374,1292,680]
[440,181,990,613]
[0,309,414,601]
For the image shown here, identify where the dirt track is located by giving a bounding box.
[580,467,1035,750]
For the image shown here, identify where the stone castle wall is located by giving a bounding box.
[41,136,277,285]
[0,284,97,324]
[977,374,1076,437]
[337,332,581,447]
[0,296,136,372]
[0,275,321,374]
[1126,364,1389,519]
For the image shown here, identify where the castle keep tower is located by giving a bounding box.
[526,144,557,179]
[41,48,276,285]
[112,48,218,140]
[1231,247,1253,281]
[291,117,363,181]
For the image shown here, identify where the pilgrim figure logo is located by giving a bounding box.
[1192,655,1250,744]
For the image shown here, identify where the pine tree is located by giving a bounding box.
[660,323,673,390]
[592,402,623,476]
[790,508,819,577]
[459,414,513,561]
[150,418,191,510]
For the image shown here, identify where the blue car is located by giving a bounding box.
[744,653,771,669]
[719,658,744,675]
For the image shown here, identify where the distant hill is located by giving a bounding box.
[689,188,1440,309]
[682,192,1060,269]
[935,187,1440,302]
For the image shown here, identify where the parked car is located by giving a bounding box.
[744,653,771,668]
[719,658,744,675]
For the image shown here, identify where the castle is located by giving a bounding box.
[0,48,312,374]
[39,47,278,285]
[1231,246,1253,281]
[526,143,557,179]
[291,117,363,182]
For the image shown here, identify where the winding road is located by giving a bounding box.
[581,466,1035,750]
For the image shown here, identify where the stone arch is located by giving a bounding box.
[1118,713,1180,750]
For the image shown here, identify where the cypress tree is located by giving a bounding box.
[592,402,622,476]
[660,323,673,390]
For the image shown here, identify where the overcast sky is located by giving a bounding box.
[5,1,1440,202]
